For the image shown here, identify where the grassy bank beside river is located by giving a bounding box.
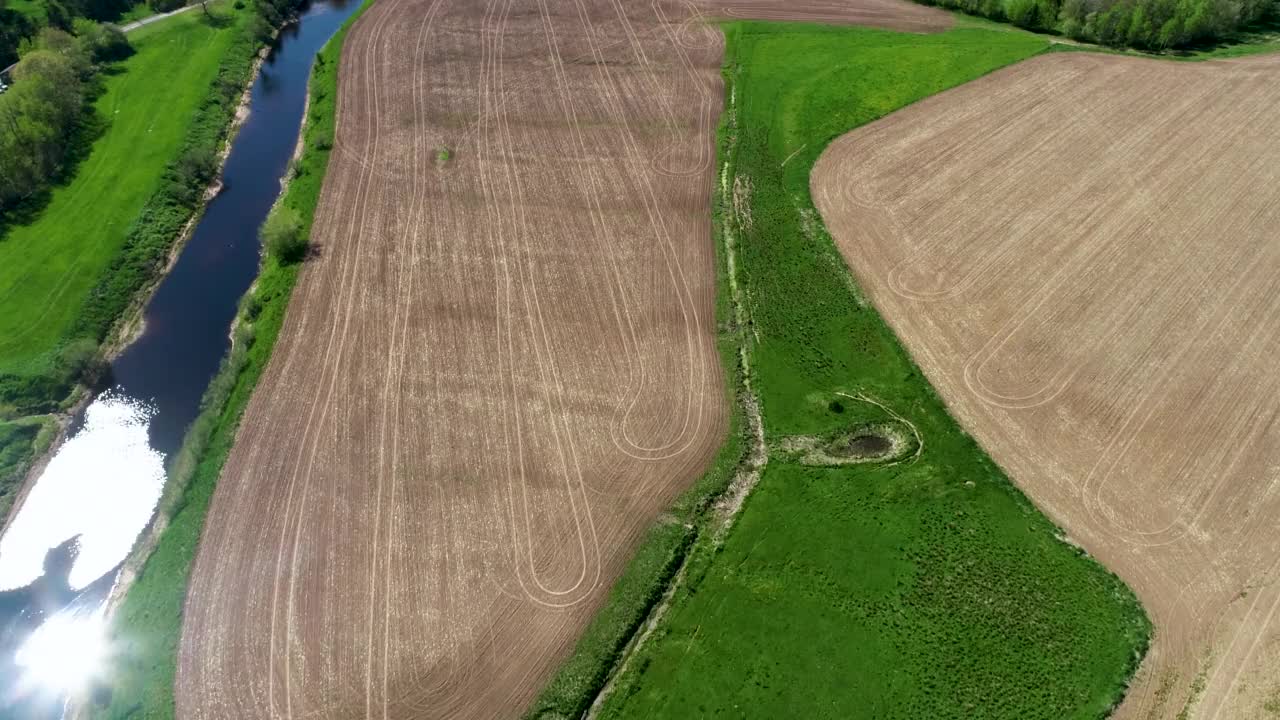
[88,2,373,715]
[0,4,254,528]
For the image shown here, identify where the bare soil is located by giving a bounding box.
[175,1,950,719]
[813,51,1280,720]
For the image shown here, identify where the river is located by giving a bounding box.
[0,1,359,715]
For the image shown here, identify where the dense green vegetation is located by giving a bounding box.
[89,3,370,715]
[921,0,1277,50]
[0,0,141,66]
[0,0,38,65]
[0,416,53,519]
[593,22,1150,720]
[0,7,245,407]
[0,23,130,214]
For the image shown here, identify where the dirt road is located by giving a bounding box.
[813,51,1280,720]
[176,1,949,718]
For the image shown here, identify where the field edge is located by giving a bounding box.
[520,49,749,720]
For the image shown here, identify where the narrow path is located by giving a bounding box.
[118,2,201,32]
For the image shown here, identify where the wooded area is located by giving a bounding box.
[920,0,1276,48]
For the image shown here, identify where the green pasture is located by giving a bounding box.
[596,22,1150,720]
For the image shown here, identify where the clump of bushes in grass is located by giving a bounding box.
[261,204,305,262]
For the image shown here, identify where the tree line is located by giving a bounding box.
[0,0,136,66]
[0,23,129,215]
[919,0,1276,48]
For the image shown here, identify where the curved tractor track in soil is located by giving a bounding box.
[813,51,1280,720]
[177,1,950,719]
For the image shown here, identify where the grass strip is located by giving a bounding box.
[520,56,757,717]
[581,22,1150,720]
[88,3,373,716]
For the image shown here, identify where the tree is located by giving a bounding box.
[0,29,91,211]
[0,3,36,67]
[72,18,131,63]
[57,337,105,386]
[261,205,307,263]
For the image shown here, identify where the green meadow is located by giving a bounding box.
[594,22,1151,720]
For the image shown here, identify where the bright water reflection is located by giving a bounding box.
[14,606,109,697]
[0,393,165,592]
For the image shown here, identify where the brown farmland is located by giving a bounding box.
[176,1,949,719]
[813,52,1280,720]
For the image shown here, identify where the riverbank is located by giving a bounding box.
[86,2,373,715]
[0,2,252,543]
[94,5,299,621]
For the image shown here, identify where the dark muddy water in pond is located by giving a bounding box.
[0,1,358,715]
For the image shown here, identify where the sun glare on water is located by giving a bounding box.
[0,392,165,592]
[14,609,109,695]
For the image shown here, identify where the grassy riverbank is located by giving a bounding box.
[585,22,1150,720]
[0,2,251,537]
[89,3,372,716]
[0,5,247,383]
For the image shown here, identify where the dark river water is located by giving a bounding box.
[0,1,359,715]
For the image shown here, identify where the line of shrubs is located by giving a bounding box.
[919,0,1277,49]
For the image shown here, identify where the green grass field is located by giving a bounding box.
[0,7,243,378]
[595,23,1150,720]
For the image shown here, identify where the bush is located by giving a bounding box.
[261,205,305,263]
[169,145,219,201]
[150,0,186,12]
[73,18,132,63]
[57,337,105,386]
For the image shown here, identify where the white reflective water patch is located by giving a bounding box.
[0,393,165,591]
[14,605,108,695]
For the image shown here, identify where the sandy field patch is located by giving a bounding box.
[813,51,1280,720]
[176,1,949,719]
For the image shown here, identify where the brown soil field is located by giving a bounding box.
[175,1,949,719]
[813,51,1280,720]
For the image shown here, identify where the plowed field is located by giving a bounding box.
[813,51,1280,720]
[176,1,949,719]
